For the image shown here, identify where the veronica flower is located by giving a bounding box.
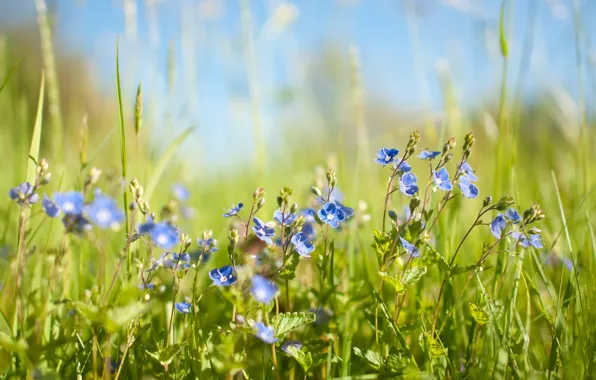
[42,194,61,217]
[62,214,92,235]
[399,237,420,258]
[252,217,275,245]
[209,265,237,286]
[139,283,155,291]
[399,172,419,196]
[273,210,297,225]
[8,182,39,206]
[251,275,278,304]
[138,216,156,234]
[433,168,453,191]
[458,176,479,199]
[175,301,192,314]
[281,341,303,354]
[163,253,192,270]
[418,150,441,160]
[460,161,478,181]
[490,214,507,238]
[505,208,521,223]
[171,183,190,202]
[302,222,316,241]
[223,203,243,218]
[291,232,315,257]
[318,202,346,229]
[149,223,179,250]
[53,191,85,216]
[333,200,355,219]
[197,237,218,253]
[375,148,400,166]
[83,193,125,229]
[393,159,412,172]
[254,322,277,344]
[511,232,543,249]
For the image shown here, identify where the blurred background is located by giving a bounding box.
[0,0,595,234]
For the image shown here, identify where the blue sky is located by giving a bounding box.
[1,0,594,172]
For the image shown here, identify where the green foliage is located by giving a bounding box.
[272,312,316,337]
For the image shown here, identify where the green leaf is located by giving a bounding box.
[353,347,384,371]
[278,252,300,280]
[272,312,316,337]
[0,58,20,94]
[146,343,187,366]
[105,302,149,332]
[378,272,404,294]
[428,336,447,357]
[401,266,427,286]
[26,73,45,187]
[469,302,490,326]
[285,346,313,372]
[499,0,509,58]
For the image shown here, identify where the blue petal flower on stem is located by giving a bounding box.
[9,182,39,206]
[433,168,453,191]
[251,275,278,304]
[197,237,218,253]
[163,253,191,270]
[149,222,179,249]
[83,193,125,229]
[418,150,441,160]
[209,265,237,286]
[318,202,346,229]
[223,203,243,218]
[53,191,84,216]
[333,200,354,219]
[393,159,412,172]
[273,210,297,225]
[42,194,61,217]
[62,214,92,235]
[281,341,303,354]
[505,208,521,223]
[252,217,275,245]
[399,172,419,196]
[399,237,420,258]
[374,148,400,166]
[171,183,189,202]
[460,161,478,181]
[175,301,192,314]
[458,176,479,199]
[291,232,315,257]
[254,322,277,344]
[490,214,507,238]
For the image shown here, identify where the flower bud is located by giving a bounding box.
[311,186,322,197]
[277,196,283,208]
[202,230,213,241]
[229,228,239,245]
[409,196,421,212]
[257,198,266,210]
[388,210,398,222]
[495,195,515,211]
[290,203,299,214]
[482,196,492,208]
[253,187,265,201]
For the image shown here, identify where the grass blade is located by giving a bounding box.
[27,73,45,186]
[0,58,20,94]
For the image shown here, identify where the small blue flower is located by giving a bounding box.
[309,307,332,326]
[291,232,315,257]
[490,214,507,238]
[83,193,125,229]
[223,203,243,218]
[505,208,521,223]
[138,216,155,234]
[147,252,170,272]
[562,257,573,271]
[460,161,478,181]
[175,301,192,314]
[393,159,412,172]
[209,265,237,286]
[375,148,400,166]
[149,222,179,249]
[399,172,419,197]
[333,200,354,219]
[318,202,346,229]
[302,222,316,241]
[251,275,278,304]
[62,214,92,235]
[53,191,85,216]
[512,232,543,249]
[42,194,61,217]
[163,253,192,270]
[139,283,155,290]
[252,217,276,245]
[197,237,218,253]
[254,322,277,344]
[9,182,39,206]
[433,168,453,191]
[274,210,297,225]
[281,340,303,354]
[172,183,189,202]
[418,150,441,160]
[399,237,420,258]
[458,176,479,199]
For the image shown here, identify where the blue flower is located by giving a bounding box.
[490,214,507,238]
[223,203,243,218]
[505,208,521,224]
[139,283,155,290]
[399,172,419,196]
[172,183,189,202]
[175,301,192,314]
[460,161,478,181]
[418,150,441,160]
[274,210,297,225]
[291,232,315,257]
[197,237,218,253]
[251,275,278,304]
[458,176,479,199]
[393,159,412,172]
[62,214,92,235]
[302,222,316,241]
[318,202,346,229]
[8,182,39,206]
[399,237,420,258]
[53,191,85,216]
[333,200,355,219]
[562,257,573,271]
[281,340,303,354]
[252,217,275,245]
[163,253,192,270]
[209,265,237,286]
[149,222,179,249]
[42,194,61,217]
[147,252,170,272]
[512,232,543,249]
[375,148,400,166]
[254,322,277,344]
[433,168,453,191]
[83,193,125,229]
[138,216,155,234]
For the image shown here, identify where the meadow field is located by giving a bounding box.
[0,1,595,378]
